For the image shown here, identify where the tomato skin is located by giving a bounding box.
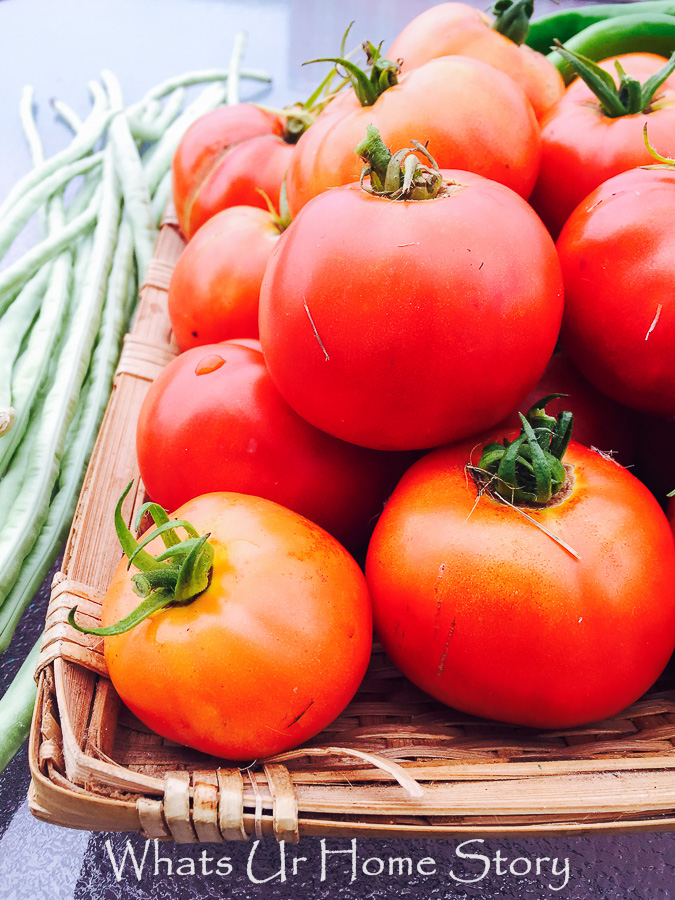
[286,56,540,216]
[260,171,563,451]
[499,352,637,465]
[387,1,564,120]
[172,105,291,240]
[168,206,280,351]
[530,54,675,236]
[103,493,373,760]
[557,167,675,416]
[366,440,675,728]
[136,341,410,547]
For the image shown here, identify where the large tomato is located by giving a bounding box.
[172,104,293,240]
[366,430,675,728]
[136,340,410,547]
[285,55,540,216]
[387,1,564,120]
[557,166,675,416]
[530,53,675,236]
[260,168,563,451]
[168,206,281,351]
[102,492,373,760]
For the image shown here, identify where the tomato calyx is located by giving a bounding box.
[553,41,675,118]
[471,395,574,506]
[68,484,214,636]
[305,38,400,108]
[355,125,444,201]
[491,0,533,47]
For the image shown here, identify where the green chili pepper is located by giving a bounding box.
[526,1,675,55]
[547,14,675,85]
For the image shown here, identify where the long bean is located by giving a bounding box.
[0,152,102,265]
[0,190,98,311]
[0,638,40,773]
[128,88,186,143]
[0,266,50,436]
[102,71,157,282]
[0,87,111,217]
[0,227,134,652]
[0,151,120,605]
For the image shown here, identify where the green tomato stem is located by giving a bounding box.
[354,125,444,201]
[475,395,574,506]
[491,0,534,46]
[68,483,214,635]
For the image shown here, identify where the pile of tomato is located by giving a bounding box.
[97,2,675,760]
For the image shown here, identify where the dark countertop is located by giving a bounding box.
[1,1,675,897]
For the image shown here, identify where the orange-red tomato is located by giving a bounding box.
[366,439,675,728]
[388,1,564,120]
[168,206,281,351]
[103,493,373,760]
[172,104,293,240]
[285,56,540,216]
[530,53,675,236]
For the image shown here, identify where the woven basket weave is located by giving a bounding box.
[27,211,675,842]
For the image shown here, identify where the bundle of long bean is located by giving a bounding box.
[0,33,271,771]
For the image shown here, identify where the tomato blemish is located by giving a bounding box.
[195,354,226,376]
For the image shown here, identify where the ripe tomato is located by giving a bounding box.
[172,104,293,240]
[530,53,675,236]
[387,1,564,120]
[168,206,281,351]
[260,169,562,451]
[557,166,675,416]
[285,55,540,216]
[136,340,410,547]
[103,492,373,760]
[366,436,675,728]
[499,352,637,465]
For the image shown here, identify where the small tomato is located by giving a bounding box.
[101,492,373,760]
[168,206,282,351]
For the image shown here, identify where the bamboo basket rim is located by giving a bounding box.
[27,210,675,842]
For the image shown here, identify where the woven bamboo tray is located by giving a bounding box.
[27,210,675,842]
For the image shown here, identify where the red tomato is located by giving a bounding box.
[530,53,675,236]
[103,492,373,760]
[499,352,637,465]
[136,340,411,547]
[285,56,540,216]
[260,170,562,451]
[557,166,675,416]
[172,104,293,240]
[388,1,564,120]
[168,206,281,351]
[366,437,675,728]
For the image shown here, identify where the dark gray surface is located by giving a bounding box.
[1,0,674,897]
